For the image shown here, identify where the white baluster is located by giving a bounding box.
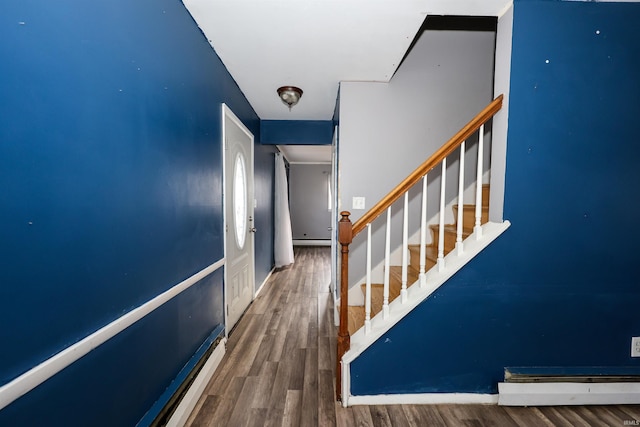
[456,140,465,256]
[437,157,447,272]
[383,207,391,319]
[365,223,372,335]
[401,192,409,303]
[419,175,427,288]
[475,124,484,239]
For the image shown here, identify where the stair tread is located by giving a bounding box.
[430,223,469,231]
[409,244,439,261]
[389,265,420,286]
[353,264,420,324]
[456,204,489,210]
[348,306,365,335]
[359,283,397,318]
[430,223,474,235]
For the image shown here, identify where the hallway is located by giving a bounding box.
[185,246,336,426]
[185,247,640,426]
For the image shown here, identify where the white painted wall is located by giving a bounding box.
[489,4,513,222]
[338,29,496,287]
[290,163,332,240]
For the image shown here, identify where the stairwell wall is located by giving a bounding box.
[350,0,640,396]
[338,29,496,288]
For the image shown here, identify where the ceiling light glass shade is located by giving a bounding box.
[277,86,303,110]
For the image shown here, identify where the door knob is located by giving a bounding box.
[250,227,257,233]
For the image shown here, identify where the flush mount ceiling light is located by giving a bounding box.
[277,86,303,111]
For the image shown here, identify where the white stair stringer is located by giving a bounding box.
[341,220,511,407]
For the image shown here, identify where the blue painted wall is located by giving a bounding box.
[0,0,273,424]
[261,120,334,145]
[351,0,640,395]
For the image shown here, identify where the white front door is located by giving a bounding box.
[223,105,255,334]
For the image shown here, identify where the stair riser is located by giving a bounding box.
[430,228,458,253]
[452,205,488,231]
[408,247,436,271]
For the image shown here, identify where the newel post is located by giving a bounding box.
[336,211,352,402]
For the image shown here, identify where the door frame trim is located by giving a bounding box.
[222,103,255,338]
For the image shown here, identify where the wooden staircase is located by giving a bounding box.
[347,185,490,334]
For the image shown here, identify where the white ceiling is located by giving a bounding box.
[183,0,512,161]
[183,0,433,120]
[277,145,332,164]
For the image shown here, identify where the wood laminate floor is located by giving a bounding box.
[185,246,640,426]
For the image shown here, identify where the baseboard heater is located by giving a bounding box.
[137,326,225,426]
[292,239,331,247]
[498,367,640,406]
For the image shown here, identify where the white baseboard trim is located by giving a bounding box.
[498,382,640,406]
[166,338,227,427]
[0,258,225,411]
[347,393,498,406]
[254,268,275,298]
[293,239,331,246]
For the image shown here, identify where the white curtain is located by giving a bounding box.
[274,153,294,267]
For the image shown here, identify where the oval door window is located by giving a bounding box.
[233,152,247,249]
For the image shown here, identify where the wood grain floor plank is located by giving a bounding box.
[335,401,356,427]
[246,408,268,427]
[400,404,426,427]
[552,406,595,427]
[246,333,274,377]
[317,291,332,337]
[307,316,319,350]
[601,405,638,425]
[435,404,479,426]
[369,405,393,427]
[263,406,285,427]
[281,390,303,427]
[503,406,556,427]
[266,313,293,362]
[184,395,220,427]
[186,248,640,427]
[288,348,306,391]
[385,405,412,427]
[411,404,452,426]
[537,406,576,426]
[318,369,338,427]
[267,361,292,411]
[225,376,260,427]
[300,348,319,427]
[465,404,521,427]
[351,405,375,426]
[264,304,284,336]
[318,335,333,371]
[606,404,640,422]
[250,361,278,409]
[194,376,245,427]
[281,328,301,363]
[569,406,612,427]
[617,405,640,422]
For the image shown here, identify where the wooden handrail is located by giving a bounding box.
[335,94,503,403]
[351,94,503,237]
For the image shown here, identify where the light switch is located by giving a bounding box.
[352,197,366,210]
